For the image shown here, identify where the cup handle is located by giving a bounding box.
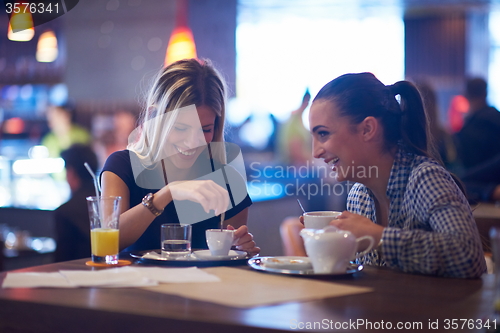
[354,236,375,259]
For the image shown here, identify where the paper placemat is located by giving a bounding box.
[142,266,373,308]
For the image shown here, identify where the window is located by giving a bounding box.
[489,10,500,108]
[232,1,404,148]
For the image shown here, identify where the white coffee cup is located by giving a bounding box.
[303,211,341,229]
[206,229,235,256]
[300,226,375,274]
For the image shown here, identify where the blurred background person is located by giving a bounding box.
[461,153,500,203]
[277,89,312,166]
[278,89,339,256]
[94,109,137,166]
[42,104,91,158]
[415,80,459,173]
[455,77,500,171]
[113,110,137,151]
[54,144,98,262]
[454,77,500,204]
[447,95,469,134]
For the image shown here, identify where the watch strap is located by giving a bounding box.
[142,193,163,217]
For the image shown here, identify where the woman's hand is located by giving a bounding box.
[227,225,260,255]
[167,180,229,216]
[330,211,384,249]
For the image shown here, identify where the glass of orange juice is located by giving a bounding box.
[86,196,121,264]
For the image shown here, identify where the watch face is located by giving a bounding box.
[143,193,161,216]
[143,193,152,206]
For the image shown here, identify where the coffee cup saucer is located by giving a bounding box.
[248,257,363,276]
[193,250,247,260]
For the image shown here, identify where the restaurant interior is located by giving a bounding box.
[1,0,500,269]
[1,0,500,332]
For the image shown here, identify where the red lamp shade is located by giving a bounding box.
[164,26,197,66]
[164,0,197,66]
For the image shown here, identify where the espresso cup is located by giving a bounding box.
[303,211,341,229]
[206,229,235,256]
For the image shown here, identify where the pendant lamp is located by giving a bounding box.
[36,30,59,62]
[164,0,197,66]
[7,3,35,42]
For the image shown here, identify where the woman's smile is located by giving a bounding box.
[174,145,197,157]
[325,157,340,170]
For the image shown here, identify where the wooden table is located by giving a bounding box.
[0,259,496,333]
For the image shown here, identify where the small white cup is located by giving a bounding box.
[206,229,235,256]
[303,211,341,229]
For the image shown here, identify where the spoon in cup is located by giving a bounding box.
[296,199,306,214]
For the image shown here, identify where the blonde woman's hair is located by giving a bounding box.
[128,58,227,166]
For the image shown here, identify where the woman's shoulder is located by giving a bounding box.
[410,155,448,177]
[407,155,459,195]
[102,150,135,185]
[104,150,131,168]
[108,149,131,158]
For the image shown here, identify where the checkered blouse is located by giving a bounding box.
[347,148,486,278]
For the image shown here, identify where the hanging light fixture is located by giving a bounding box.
[164,0,197,66]
[7,3,35,42]
[36,30,58,62]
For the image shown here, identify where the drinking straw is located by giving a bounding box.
[84,162,103,226]
[84,162,100,199]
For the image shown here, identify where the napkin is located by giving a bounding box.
[2,272,75,288]
[1,266,221,289]
[60,267,157,287]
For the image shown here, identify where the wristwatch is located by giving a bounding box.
[142,192,163,217]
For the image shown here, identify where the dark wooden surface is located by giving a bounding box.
[0,258,495,333]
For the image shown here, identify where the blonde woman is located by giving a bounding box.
[101,59,259,254]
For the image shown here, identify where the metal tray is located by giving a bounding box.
[129,249,252,267]
[247,256,363,277]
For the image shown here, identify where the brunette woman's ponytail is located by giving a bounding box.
[388,81,433,159]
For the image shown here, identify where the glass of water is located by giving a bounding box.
[161,224,192,259]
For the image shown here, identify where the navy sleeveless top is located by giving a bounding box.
[101,149,252,252]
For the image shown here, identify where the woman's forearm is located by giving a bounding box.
[118,185,173,250]
[102,171,173,250]
[118,204,156,250]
